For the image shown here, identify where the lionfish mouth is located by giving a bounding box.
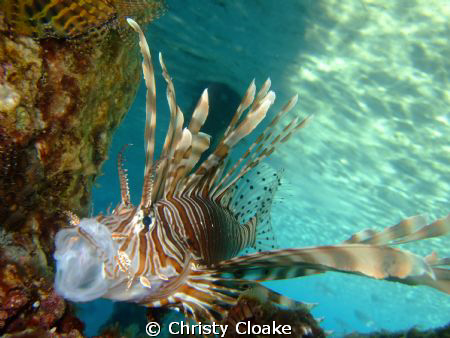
[54,217,118,302]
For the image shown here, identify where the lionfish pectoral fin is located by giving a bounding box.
[210,244,450,295]
[343,214,450,245]
[222,164,283,253]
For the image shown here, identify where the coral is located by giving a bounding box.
[0,248,84,336]
[0,5,142,336]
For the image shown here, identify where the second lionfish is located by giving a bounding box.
[53,19,450,325]
[0,0,165,40]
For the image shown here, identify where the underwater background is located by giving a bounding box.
[85,0,450,336]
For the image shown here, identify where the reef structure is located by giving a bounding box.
[0,1,165,335]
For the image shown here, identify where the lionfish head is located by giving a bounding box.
[54,207,169,303]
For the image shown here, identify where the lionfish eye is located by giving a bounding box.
[143,215,152,229]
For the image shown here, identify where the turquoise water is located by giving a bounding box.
[88,0,449,336]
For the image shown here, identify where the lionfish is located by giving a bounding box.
[54,18,450,326]
[0,0,165,40]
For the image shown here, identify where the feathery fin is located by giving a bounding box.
[223,165,282,252]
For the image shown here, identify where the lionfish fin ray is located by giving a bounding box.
[392,214,450,244]
[174,266,319,323]
[162,97,213,197]
[189,89,210,133]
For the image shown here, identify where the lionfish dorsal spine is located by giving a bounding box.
[164,128,193,197]
[174,90,211,193]
[222,80,257,139]
[158,53,179,160]
[186,80,257,184]
[211,94,296,198]
[249,78,272,113]
[188,89,209,132]
[182,84,274,196]
[127,18,157,209]
[155,53,188,200]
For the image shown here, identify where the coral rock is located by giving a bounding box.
[0,4,143,335]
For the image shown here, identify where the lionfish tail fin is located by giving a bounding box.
[210,244,450,294]
[343,214,450,245]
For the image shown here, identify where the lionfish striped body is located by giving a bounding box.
[54,19,450,325]
[0,0,165,40]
